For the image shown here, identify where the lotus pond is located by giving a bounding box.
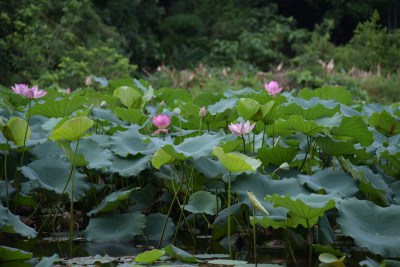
[0,79,399,267]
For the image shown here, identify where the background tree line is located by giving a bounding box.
[0,0,399,88]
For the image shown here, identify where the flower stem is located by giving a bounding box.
[228,171,232,257]
[241,135,247,154]
[14,99,32,211]
[252,206,257,266]
[262,124,267,147]
[4,148,9,208]
[69,140,80,259]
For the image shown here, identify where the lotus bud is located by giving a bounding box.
[85,76,92,87]
[279,162,290,171]
[199,106,207,118]
[100,101,107,108]
[173,107,181,115]
[66,88,71,95]
[247,191,269,215]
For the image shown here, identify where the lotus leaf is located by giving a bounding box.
[0,246,32,261]
[109,154,152,177]
[30,95,85,118]
[184,190,220,215]
[2,117,30,147]
[212,146,261,173]
[143,213,175,241]
[258,144,298,166]
[113,86,142,108]
[297,167,358,197]
[337,198,400,257]
[87,188,139,216]
[21,158,89,201]
[84,212,146,242]
[49,116,94,141]
[135,249,165,263]
[164,244,198,263]
[264,193,338,228]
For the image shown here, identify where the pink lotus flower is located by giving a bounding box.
[11,84,47,99]
[264,81,282,96]
[228,120,256,136]
[66,88,71,94]
[153,114,171,135]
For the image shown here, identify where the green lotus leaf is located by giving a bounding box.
[298,86,353,105]
[258,144,298,166]
[35,254,60,267]
[319,253,345,265]
[207,259,248,265]
[75,137,113,170]
[184,191,220,215]
[113,107,146,124]
[91,107,128,125]
[135,249,165,264]
[152,133,225,169]
[87,188,139,216]
[253,214,308,229]
[0,246,32,261]
[113,86,142,108]
[260,101,277,124]
[369,110,400,137]
[265,193,337,228]
[298,168,358,197]
[339,159,390,205]
[164,244,198,263]
[110,126,158,157]
[286,115,325,136]
[379,148,400,176]
[30,95,85,118]
[280,99,339,120]
[0,204,37,238]
[313,244,344,257]
[337,198,400,257]
[21,158,89,201]
[0,117,4,131]
[155,87,192,107]
[207,98,238,115]
[2,117,30,147]
[237,98,261,120]
[189,157,226,179]
[49,116,94,141]
[144,213,175,241]
[331,116,373,146]
[193,92,224,107]
[212,146,261,173]
[314,135,367,157]
[212,203,248,240]
[29,140,63,159]
[109,155,152,177]
[57,140,88,166]
[233,173,309,203]
[84,212,146,242]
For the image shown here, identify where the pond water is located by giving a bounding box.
[1,231,371,267]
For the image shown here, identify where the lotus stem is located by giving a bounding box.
[251,206,257,266]
[199,118,202,135]
[14,99,32,210]
[228,171,232,257]
[286,229,298,266]
[241,134,247,154]
[4,148,9,208]
[262,124,267,147]
[69,139,80,258]
[306,219,313,267]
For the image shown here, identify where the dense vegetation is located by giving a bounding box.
[0,1,400,266]
[1,0,400,102]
